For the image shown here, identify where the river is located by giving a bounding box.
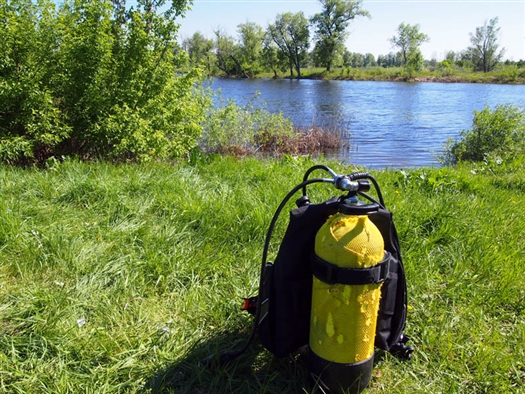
[210,78,525,168]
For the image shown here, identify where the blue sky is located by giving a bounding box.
[176,0,525,61]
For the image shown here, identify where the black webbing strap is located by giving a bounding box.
[312,252,392,285]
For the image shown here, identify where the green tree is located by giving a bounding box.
[212,23,265,78]
[466,17,505,73]
[344,52,366,68]
[363,53,376,67]
[261,33,288,77]
[445,50,457,64]
[311,44,342,68]
[342,48,353,67]
[0,0,210,164]
[389,22,429,71]
[377,53,402,68]
[214,27,247,78]
[268,12,310,78]
[182,32,215,72]
[310,0,370,72]
[456,49,474,69]
[237,22,265,77]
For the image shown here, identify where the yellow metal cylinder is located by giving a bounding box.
[309,213,384,364]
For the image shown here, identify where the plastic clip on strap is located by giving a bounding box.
[389,334,414,360]
[312,252,392,285]
[241,297,258,316]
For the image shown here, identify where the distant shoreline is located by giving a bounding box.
[213,69,525,85]
[302,74,525,85]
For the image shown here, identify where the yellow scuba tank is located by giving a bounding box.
[309,190,387,394]
[208,166,413,388]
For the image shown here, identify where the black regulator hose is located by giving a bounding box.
[350,172,385,207]
[301,164,337,196]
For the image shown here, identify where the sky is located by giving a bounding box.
[176,0,525,61]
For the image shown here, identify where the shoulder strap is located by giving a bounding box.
[369,208,413,359]
[258,197,340,357]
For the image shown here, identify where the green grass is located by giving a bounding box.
[1,156,524,393]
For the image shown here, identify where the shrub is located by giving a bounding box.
[0,0,210,165]
[200,94,296,155]
[441,104,525,165]
[199,93,349,157]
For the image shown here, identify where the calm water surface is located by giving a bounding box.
[210,78,525,168]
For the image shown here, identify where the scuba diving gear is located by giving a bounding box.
[205,165,413,393]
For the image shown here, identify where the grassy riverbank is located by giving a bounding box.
[1,156,524,393]
[257,65,525,84]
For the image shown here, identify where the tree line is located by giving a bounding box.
[181,1,518,78]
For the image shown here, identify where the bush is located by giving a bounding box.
[0,0,210,165]
[441,104,525,165]
[200,94,296,155]
[199,94,346,157]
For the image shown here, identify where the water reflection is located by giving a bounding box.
[211,78,525,168]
